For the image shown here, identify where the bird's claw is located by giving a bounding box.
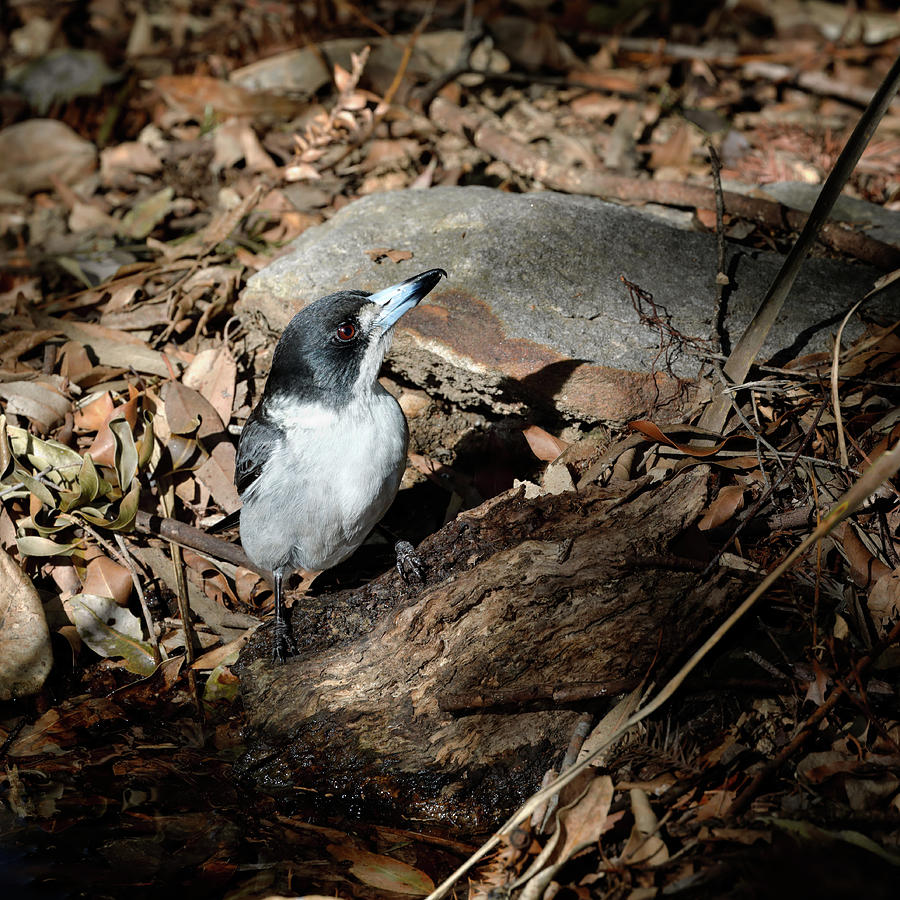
[395,540,424,584]
[272,619,297,665]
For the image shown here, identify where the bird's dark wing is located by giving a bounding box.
[235,407,284,497]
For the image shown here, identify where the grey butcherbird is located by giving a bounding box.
[214,268,446,663]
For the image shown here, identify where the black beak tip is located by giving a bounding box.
[418,267,447,286]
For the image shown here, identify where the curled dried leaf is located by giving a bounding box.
[110,416,138,490]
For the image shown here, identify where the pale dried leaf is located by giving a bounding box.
[64,592,155,675]
[620,788,669,865]
[74,392,115,431]
[868,569,900,626]
[0,380,70,432]
[0,547,53,700]
[0,118,96,194]
[328,844,434,896]
[182,347,237,428]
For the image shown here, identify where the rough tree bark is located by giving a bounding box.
[235,466,741,832]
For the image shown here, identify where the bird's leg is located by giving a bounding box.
[271,568,297,664]
[395,539,424,584]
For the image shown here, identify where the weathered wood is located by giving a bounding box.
[235,467,740,830]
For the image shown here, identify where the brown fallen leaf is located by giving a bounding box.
[153,74,308,121]
[554,775,615,863]
[73,391,115,431]
[99,141,161,188]
[0,118,97,195]
[838,522,892,588]
[164,382,240,512]
[523,424,570,462]
[628,420,736,457]
[32,311,187,377]
[211,118,276,174]
[868,569,900,627]
[87,389,140,468]
[327,844,434,896]
[58,340,95,382]
[648,121,696,171]
[0,329,59,368]
[619,788,669,866]
[0,547,53,700]
[81,554,133,606]
[698,484,746,530]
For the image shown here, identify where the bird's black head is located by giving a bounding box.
[263,268,446,406]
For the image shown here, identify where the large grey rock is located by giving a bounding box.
[239,187,895,423]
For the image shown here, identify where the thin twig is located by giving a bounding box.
[707,141,728,356]
[0,465,52,500]
[158,488,204,723]
[114,533,162,664]
[831,298,865,469]
[134,509,258,571]
[712,364,785,484]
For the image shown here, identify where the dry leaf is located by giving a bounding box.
[698,484,745,530]
[82,555,133,606]
[839,523,892,588]
[0,379,70,432]
[0,118,96,194]
[649,121,699,172]
[164,382,240,512]
[87,391,140,468]
[153,74,306,121]
[328,844,434,896]
[555,775,615,862]
[523,424,570,462]
[0,547,53,700]
[182,347,237,427]
[868,569,900,626]
[620,788,669,865]
[0,329,58,368]
[74,392,116,432]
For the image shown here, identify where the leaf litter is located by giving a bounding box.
[0,1,899,898]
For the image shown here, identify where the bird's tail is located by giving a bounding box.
[207,508,241,535]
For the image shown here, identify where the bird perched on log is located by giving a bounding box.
[211,268,446,662]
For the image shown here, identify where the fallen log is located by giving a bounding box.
[235,466,740,831]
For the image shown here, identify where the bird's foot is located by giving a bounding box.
[395,540,424,584]
[271,619,297,665]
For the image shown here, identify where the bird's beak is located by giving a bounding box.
[369,268,447,330]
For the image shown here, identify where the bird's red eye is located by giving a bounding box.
[336,322,356,341]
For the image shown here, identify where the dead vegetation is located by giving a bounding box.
[1,1,899,898]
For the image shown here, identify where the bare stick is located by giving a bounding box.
[707,141,728,355]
